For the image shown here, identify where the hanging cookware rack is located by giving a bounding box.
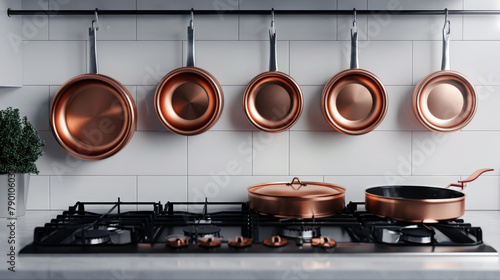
[7,9,500,16]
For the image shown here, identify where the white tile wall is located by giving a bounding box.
[2,0,500,211]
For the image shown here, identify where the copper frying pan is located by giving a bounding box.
[243,11,303,133]
[50,15,137,160]
[321,10,388,135]
[413,11,476,132]
[155,12,223,136]
[365,168,493,223]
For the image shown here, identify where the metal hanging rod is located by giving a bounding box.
[7,9,500,16]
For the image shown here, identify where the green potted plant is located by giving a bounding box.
[0,107,45,217]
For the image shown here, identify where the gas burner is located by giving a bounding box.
[280,225,320,242]
[183,225,221,238]
[401,225,434,244]
[74,229,111,245]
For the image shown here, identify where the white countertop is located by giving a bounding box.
[1,211,500,280]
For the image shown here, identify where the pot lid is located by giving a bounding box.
[248,177,345,198]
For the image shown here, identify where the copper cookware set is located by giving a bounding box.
[50,9,478,161]
[248,169,493,223]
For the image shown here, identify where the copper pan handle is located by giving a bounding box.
[269,9,278,71]
[187,9,195,67]
[446,168,494,191]
[350,8,359,69]
[441,8,450,71]
[88,9,99,74]
[286,177,307,190]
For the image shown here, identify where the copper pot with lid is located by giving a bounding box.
[247,177,346,218]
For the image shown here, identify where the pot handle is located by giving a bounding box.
[187,9,195,67]
[269,9,278,71]
[350,9,359,69]
[88,9,99,74]
[446,168,494,191]
[441,9,450,71]
[286,177,307,190]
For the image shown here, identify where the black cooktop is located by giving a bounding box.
[20,199,497,254]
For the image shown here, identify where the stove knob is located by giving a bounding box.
[311,236,336,248]
[198,237,222,247]
[228,236,253,248]
[263,235,287,247]
[166,236,190,248]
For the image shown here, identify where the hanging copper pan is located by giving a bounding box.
[321,9,388,135]
[243,10,303,133]
[365,168,493,223]
[247,177,346,218]
[155,12,223,136]
[50,15,137,160]
[413,10,476,133]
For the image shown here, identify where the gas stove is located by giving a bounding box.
[20,199,497,255]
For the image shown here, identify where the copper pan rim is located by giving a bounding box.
[154,66,224,136]
[321,68,388,135]
[412,70,477,133]
[364,189,465,203]
[243,71,303,133]
[50,73,137,161]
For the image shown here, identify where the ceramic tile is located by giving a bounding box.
[253,131,289,175]
[50,176,136,210]
[23,41,86,86]
[0,86,50,130]
[239,15,337,41]
[187,131,252,176]
[138,15,238,41]
[98,41,183,86]
[189,40,290,86]
[239,0,337,10]
[411,132,500,176]
[37,131,187,176]
[290,131,411,175]
[27,175,50,210]
[138,176,188,211]
[49,15,137,41]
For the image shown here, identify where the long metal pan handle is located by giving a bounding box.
[350,9,359,69]
[446,168,494,191]
[187,9,195,67]
[441,9,450,71]
[269,9,278,71]
[88,10,99,74]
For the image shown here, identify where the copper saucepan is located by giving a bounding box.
[50,15,137,160]
[243,10,303,133]
[365,168,493,223]
[247,177,346,218]
[321,9,388,135]
[155,12,223,135]
[413,10,477,132]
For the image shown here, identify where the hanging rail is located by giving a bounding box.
[7,9,500,16]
